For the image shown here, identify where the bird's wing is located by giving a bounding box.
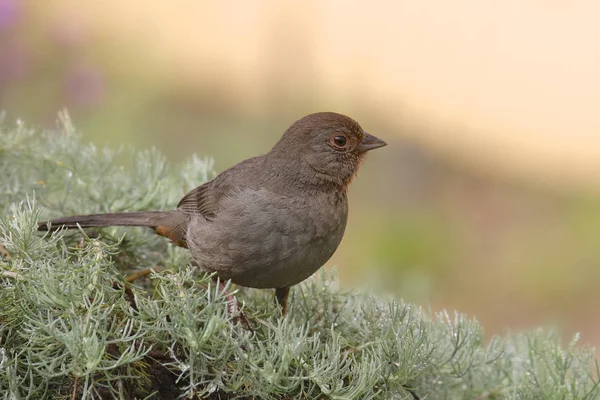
[177,157,260,219]
[177,180,227,220]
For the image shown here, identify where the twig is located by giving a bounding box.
[126,268,156,283]
[71,375,79,400]
[1,271,20,279]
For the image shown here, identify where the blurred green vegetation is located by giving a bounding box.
[3,120,600,399]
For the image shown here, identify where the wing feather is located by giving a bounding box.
[177,157,261,219]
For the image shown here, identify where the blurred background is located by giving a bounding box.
[3,1,600,346]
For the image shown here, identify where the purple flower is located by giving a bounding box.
[0,0,20,30]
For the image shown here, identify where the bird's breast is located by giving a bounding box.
[187,188,348,288]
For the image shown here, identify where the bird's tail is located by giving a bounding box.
[38,211,188,247]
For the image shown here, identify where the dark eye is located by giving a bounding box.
[330,135,347,149]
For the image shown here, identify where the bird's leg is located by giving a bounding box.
[275,287,290,316]
[217,279,252,330]
[217,279,238,314]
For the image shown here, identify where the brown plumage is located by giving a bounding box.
[38,112,387,313]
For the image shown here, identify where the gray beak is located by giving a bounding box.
[358,133,387,152]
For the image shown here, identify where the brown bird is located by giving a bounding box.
[38,112,386,314]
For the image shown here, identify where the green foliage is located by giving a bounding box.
[1,113,599,399]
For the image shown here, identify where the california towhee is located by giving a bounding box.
[38,112,386,314]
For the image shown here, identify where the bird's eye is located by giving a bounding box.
[330,135,348,149]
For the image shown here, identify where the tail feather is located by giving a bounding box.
[38,211,176,230]
[38,211,188,247]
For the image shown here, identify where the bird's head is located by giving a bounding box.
[270,112,386,189]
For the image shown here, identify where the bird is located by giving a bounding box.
[38,112,387,315]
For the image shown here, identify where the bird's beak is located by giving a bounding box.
[358,133,387,152]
